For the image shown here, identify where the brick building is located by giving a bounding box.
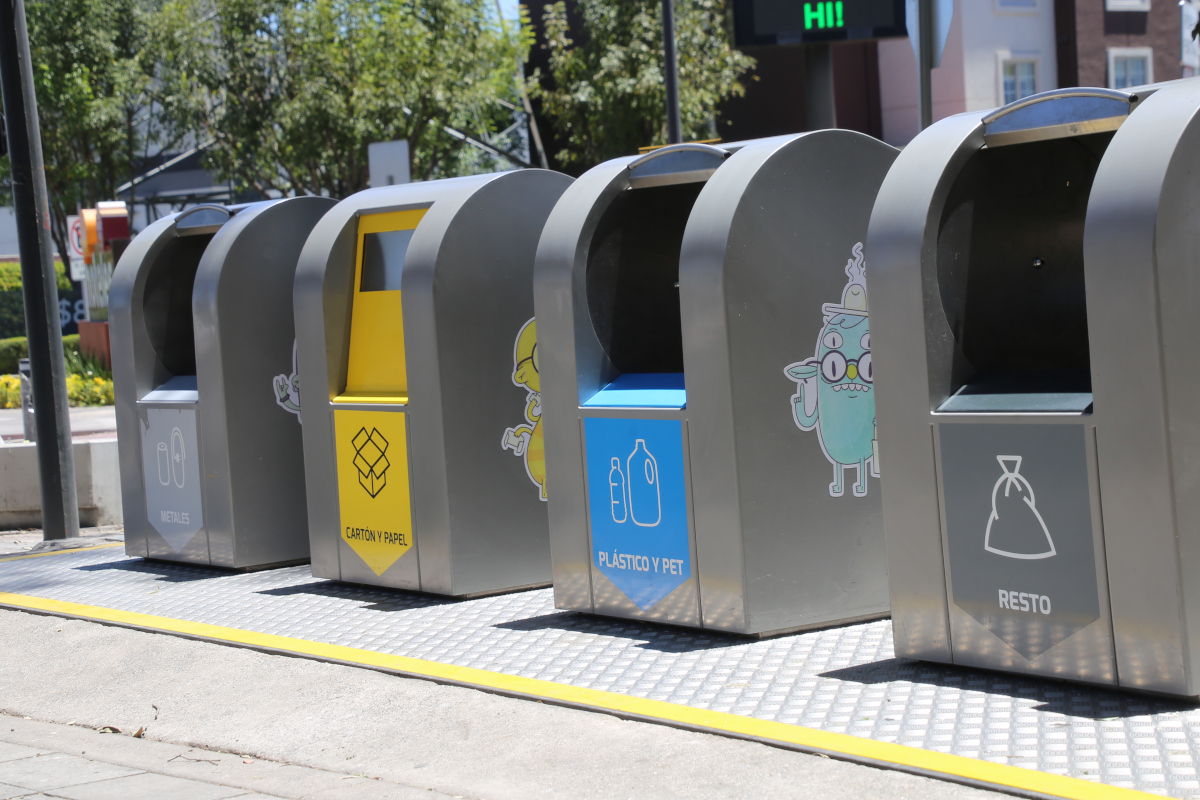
[1056,0,1191,88]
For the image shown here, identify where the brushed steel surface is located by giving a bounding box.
[868,76,1200,694]
[295,171,572,596]
[536,132,896,634]
[112,198,332,569]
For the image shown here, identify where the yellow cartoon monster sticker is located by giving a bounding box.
[502,318,546,500]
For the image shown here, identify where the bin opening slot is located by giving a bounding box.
[141,234,213,378]
[982,89,1138,148]
[936,132,1108,413]
[583,373,686,409]
[938,370,1092,413]
[140,375,199,404]
[584,182,700,406]
[343,208,426,400]
[627,144,727,189]
[360,229,414,292]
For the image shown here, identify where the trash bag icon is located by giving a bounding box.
[984,455,1056,560]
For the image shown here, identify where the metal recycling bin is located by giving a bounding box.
[867,78,1200,695]
[534,134,898,634]
[111,197,335,567]
[294,170,572,596]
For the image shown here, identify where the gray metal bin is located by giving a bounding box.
[293,170,572,596]
[868,78,1200,695]
[535,133,898,634]
[111,197,335,568]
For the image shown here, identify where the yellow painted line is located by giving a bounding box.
[0,591,1151,800]
[0,543,122,563]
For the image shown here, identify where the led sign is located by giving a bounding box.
[731,0,906,46]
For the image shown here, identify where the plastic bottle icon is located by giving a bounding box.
[156,442,170,486]
[608,457,628,523]
[627,439,661,527]
[170,427,186,489]
[985,455,1055,560]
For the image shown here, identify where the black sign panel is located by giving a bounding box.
[731,0,906,46]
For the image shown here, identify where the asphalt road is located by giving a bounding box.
[0,608,1005,799]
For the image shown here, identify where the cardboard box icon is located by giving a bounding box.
[351,427,389,498]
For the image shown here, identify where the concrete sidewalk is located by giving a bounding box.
[0,608,1001,800]
[0,406,116,443]
[0,715,420,799]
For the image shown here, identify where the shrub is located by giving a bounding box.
[0,374,18,409]
[0,333,82,375]
[65,373,114,407]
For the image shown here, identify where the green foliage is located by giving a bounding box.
[5,1,164,259]
[0,333,88,376]
[149,0,531,195]
[531,0,754,170]
[0,262,72,293]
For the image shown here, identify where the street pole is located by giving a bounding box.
[661,0,682,144]
[0,0,79,540]
[804,43,836,130]
[917,0,933,130]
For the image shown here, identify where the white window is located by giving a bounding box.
[996,0,1036,11]
[1106,0,1150,11]
[1108,47,1153,89]
[1002,60,1038,104]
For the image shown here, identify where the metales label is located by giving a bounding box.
[334,409,414,576]
[140,406,204,552]
[939,423,1100,661]
[584,417,691,611]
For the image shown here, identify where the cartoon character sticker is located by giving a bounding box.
[502,318,546,500]
[273,339,302,423]
[784,242,880,498]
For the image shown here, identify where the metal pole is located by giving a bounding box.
[917,0,933,130]
[661,0,682,144]
[0,0,79,539]
[804,43,836,130]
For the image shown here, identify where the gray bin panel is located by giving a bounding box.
[536,132,897,635]
[111,197,334,569]
[868,78,1200,695]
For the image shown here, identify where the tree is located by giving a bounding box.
[0,0,169,259]
[531,0,754,171]
[149,0,531,197]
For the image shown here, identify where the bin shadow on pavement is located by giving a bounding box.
[256,580,464,613]
[821,657,1198,719]
[496,611,750,654]
[74,558,226,584]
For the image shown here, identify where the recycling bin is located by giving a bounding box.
[111,197,335,567]
[294,170,572,595]
[867,79,1200,694]
[534,133,898,634]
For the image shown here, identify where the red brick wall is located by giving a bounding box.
[1066,0,1182,89]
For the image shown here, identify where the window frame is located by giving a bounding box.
[997,55,1039,107]
[1107,46,1154,90]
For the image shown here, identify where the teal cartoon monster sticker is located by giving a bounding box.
[785,242,880,497]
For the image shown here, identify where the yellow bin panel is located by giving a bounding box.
[334,409,414,576]
[344,209,427,396]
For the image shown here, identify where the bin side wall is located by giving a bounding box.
[431,171,572,595]
[295,205,357,581]
[687,132,897,634]
[865,113,985,662]
[197,197,334,568]
[112,218,178,560]
[1088,80,1200,695]
[534,161,635,612]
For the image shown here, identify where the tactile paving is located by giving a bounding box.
[3,547,1199,797]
